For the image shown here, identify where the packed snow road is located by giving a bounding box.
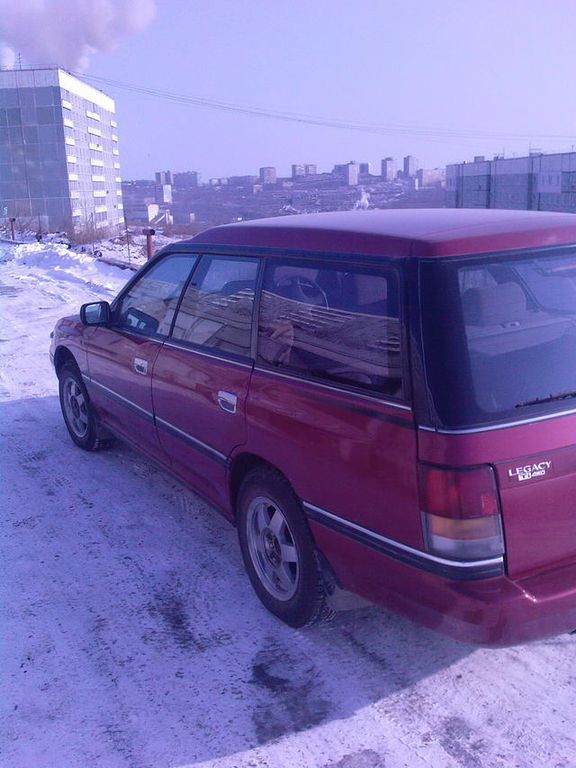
[1,242,575,768]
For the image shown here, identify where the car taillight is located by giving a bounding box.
[418,463,504,561]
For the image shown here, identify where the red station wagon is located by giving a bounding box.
[50,209,576,646]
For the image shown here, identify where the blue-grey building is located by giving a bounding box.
[446,151,576,212]
[0,67,124,234]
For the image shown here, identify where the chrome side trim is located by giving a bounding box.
[303,501,504,581]
[254,366,412,412]
[155,416,228,465]
[83,374,154,422]
[163,340,253,369]
[419,405,576,435]
[83,374,229,465]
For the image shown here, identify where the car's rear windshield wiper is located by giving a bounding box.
[515,390,576,408]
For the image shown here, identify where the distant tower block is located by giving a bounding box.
[403,155,419,178]
[259,166,277,184]
[381,157,396,181]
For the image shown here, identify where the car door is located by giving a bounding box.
[152,254,259,510]
[83,252,198,462]
[245,257,421,581]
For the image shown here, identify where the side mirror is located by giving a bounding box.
[80,301,111,326]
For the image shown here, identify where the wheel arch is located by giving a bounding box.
[54,345,80,377]
[228,451,340,590]
[228,452,284,520]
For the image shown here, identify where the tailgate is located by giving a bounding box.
[495,442,576,578]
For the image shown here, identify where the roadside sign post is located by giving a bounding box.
[9,217,16,241]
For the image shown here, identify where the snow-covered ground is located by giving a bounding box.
[1,240,575,768]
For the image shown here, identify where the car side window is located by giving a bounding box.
[113,253,198,337]
[171,255,259,357]
[257,259,403,397]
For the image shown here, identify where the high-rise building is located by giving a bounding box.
[259,166,277,184]
[174,171,200,188]
[359,162,370,174]
[381,157,396,181]
[403,155,419,178]
[0,67,123,234]
[304,164,317,176]
[333,162,360,185]
[155,170,174,185]
[291,164,305,178]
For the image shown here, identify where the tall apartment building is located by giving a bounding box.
[381,157,396,181]
[174,171,200,188]
[259,166,277,184]
[403,155,419,178]
[446,151,576,212]
[0,67,123,234]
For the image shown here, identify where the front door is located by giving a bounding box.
[84,252,198,462]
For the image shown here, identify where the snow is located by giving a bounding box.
[1,239,576,768]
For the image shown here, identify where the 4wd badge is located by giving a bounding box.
[508,461,552,482]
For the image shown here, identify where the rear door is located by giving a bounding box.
[245,256,422,581]
[152,254,259,510]
[84,252,198,462]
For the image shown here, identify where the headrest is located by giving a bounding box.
[343,273,388,306]
[462,282,527,326]
[274,266,319,283]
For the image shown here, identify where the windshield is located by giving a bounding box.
[419,246,576,428]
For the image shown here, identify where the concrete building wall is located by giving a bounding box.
[447,152,576,213]
[0,68,123,233]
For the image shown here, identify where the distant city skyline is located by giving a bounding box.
[1,0,575,180]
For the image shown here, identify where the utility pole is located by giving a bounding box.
[142,228,155,260]
[9,217,16,241]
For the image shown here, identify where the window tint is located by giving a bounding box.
[114,253,198,337]
[257,259,403,396]
[420,247,576,427]
[171,256,258,357]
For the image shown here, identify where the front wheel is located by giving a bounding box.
[58,362,113,451]
[237,468,330,627]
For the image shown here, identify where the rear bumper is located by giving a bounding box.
[311,521,576,646]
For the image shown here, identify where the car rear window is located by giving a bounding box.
[420,246,576,428]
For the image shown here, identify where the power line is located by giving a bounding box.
[72,71,575,144]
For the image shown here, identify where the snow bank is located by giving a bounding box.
[0,241,132,296]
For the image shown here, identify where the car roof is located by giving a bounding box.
[189,208,576,259]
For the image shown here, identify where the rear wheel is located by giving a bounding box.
[58,362,113,451]
[237,467,330,627]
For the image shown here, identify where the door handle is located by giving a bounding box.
[134,357,148,375]
[217,390,238,414]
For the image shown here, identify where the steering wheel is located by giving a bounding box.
[276,276,328,307]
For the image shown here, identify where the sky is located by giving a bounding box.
[1,0,575,181]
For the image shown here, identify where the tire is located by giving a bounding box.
[58,362,113,451]
[237,467,330,627]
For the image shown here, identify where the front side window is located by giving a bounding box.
[171,256,259,357]
[257,259,403,396]
[113,253,198,337]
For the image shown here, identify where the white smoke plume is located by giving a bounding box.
[0,0,156,71]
